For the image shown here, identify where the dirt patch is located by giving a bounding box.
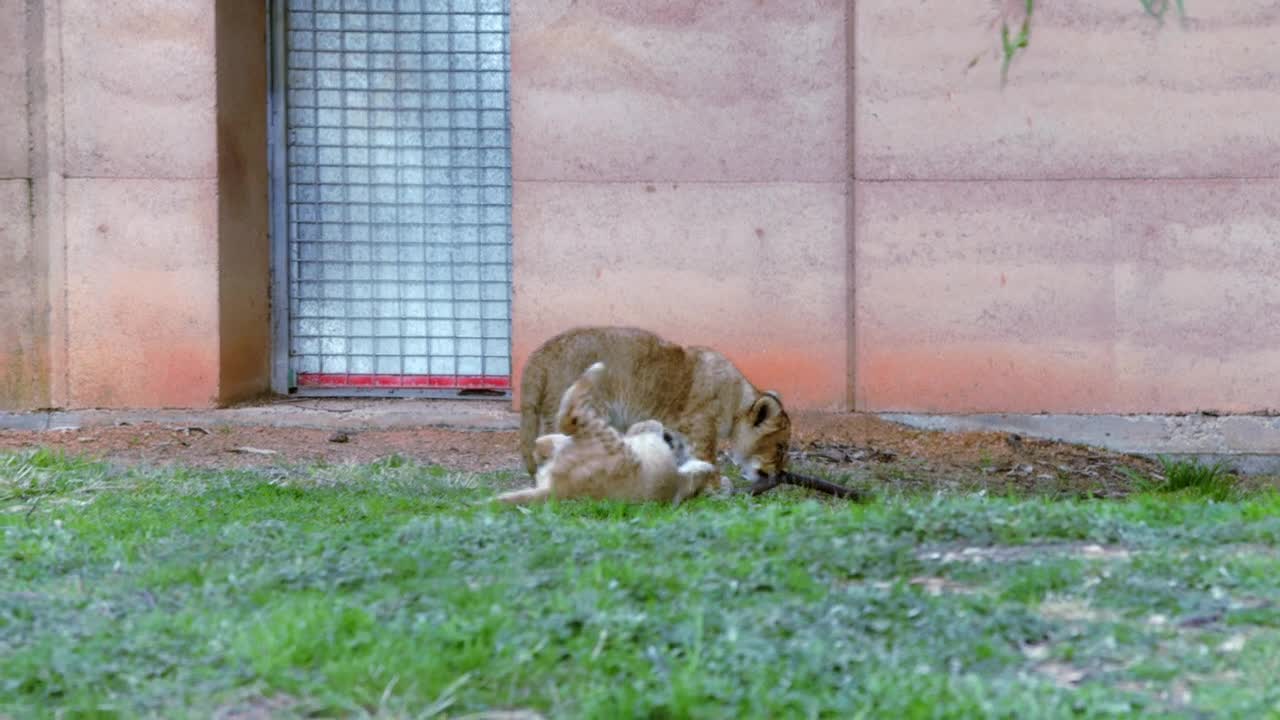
[789,412,1172,497]
[0,424,520,474]
[0,411,1267,498]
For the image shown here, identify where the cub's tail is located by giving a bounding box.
[518,356,549,477]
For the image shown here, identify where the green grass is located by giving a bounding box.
[1116,456,1240,502]
[1153,457,1237,500]
[3,450,1280,719]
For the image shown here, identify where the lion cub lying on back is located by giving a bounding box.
[519,326,792,485]
[495,362,727,506]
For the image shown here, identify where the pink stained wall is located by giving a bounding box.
[853,0,1280,414]
[511,0,1278,414]
[509,0,854,410]
[0,0,270,411]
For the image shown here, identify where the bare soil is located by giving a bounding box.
[0,410,1237,498]
[0,423,521,474]
[787,412,1171,497]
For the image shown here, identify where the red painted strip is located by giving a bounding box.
[297,373,511,390]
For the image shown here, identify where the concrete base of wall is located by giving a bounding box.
[882,413,1280,474]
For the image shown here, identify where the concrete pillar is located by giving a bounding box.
[215,1,271,404]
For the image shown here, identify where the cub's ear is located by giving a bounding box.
[751,393,783,427]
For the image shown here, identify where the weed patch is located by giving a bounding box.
[1153,457,1238,500]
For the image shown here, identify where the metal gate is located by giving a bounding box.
[269,0,512,396]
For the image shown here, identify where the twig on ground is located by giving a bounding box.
[750,471,866,501]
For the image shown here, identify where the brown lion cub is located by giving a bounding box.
[496,362,724,505]
[519,326,792,484]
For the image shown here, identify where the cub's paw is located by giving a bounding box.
[534,433,571,465]
[583,361,606,383]
[677,459,716,476]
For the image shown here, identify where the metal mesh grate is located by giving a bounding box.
[282,0,512,394]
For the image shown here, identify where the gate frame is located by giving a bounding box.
[265,0,513,400]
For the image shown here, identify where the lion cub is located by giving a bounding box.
[519,326,792,484]
[496,362,726,506]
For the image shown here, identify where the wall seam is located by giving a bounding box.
[845,0,857,412]
[56,0,69,408]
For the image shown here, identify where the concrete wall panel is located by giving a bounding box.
[855,179,1280,414]
[0,180,47,409]
[61,0,216,179]
[513,180,849,409]
[512,0,847,183]
[855,1,1280,180]
[1112,181,1280,412]
[65,178,219,408]
[0,0,28,178]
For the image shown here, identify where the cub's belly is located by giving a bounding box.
[604,400,644,431]
[603,399,671,432]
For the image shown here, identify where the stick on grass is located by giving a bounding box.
[749,471,865,501]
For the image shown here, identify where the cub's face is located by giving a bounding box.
[729,392,791,481]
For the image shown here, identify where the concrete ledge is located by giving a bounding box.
[0,399,520,433]
[882,413,1280,474]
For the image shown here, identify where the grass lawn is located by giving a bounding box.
[2,449,1280,719]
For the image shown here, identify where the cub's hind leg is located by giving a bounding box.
[560,363,628,454]
[555,361,608,436]
[494,433,568,506]
[558,364,643,497]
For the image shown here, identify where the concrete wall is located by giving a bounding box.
[61,0,222,407]
[509,1,1278,414]
[0,0,270,411]
[854,1,1280,414]
[3,0,1275,416]
[510,0,853,409]
[0,0,46,408]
